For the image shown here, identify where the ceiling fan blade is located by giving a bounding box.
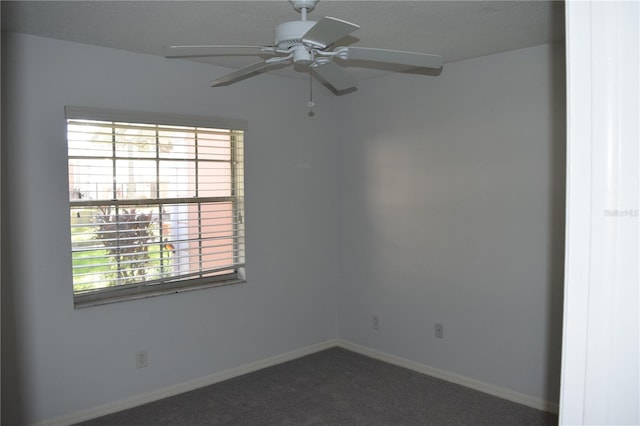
[210,60,282,87]
[166,45,275,58]
[302,17,360,49]
[337,47,444,69]
[169,44,267,49]
[310,61,357,92]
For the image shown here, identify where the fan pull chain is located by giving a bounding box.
[307,73,315,117]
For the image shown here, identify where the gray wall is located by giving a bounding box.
[2,32,565,424]
[1,33,340,424]
[336,43,565,403]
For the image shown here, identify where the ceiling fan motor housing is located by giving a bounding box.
[274,20,316,49]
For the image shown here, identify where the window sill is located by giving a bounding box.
[74,278,247,309]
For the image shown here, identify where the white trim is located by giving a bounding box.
[559,2,592,421]
[336,340,559,414]
[560,1,640,424]
[31,339,339,426]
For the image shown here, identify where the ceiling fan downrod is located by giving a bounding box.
[290,0,318,21]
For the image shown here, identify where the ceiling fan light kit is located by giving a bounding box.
[167,0,443,96]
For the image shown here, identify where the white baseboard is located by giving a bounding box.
[34,338,557,425]
[32,339,340,426]
[335,339,559,414]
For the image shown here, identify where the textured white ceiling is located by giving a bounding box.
[1,1,565,81]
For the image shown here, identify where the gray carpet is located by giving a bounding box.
[77,347,558,425]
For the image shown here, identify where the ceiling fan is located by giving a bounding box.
[167,0,444,94]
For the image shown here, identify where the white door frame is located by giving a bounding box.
[560,1,639,424]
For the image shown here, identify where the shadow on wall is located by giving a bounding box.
[542,37,567,404]
[1,106,27,425]
[1,248,26,425]
[2,27,26,420]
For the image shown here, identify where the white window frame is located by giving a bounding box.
[65,107,246,308]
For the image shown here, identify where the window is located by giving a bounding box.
[65,107,246,307]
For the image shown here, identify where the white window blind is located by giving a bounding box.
[65,107,246,307]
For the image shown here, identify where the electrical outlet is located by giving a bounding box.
[136,350,148,369]
[435,323,444,339]
[372,316,380,330]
